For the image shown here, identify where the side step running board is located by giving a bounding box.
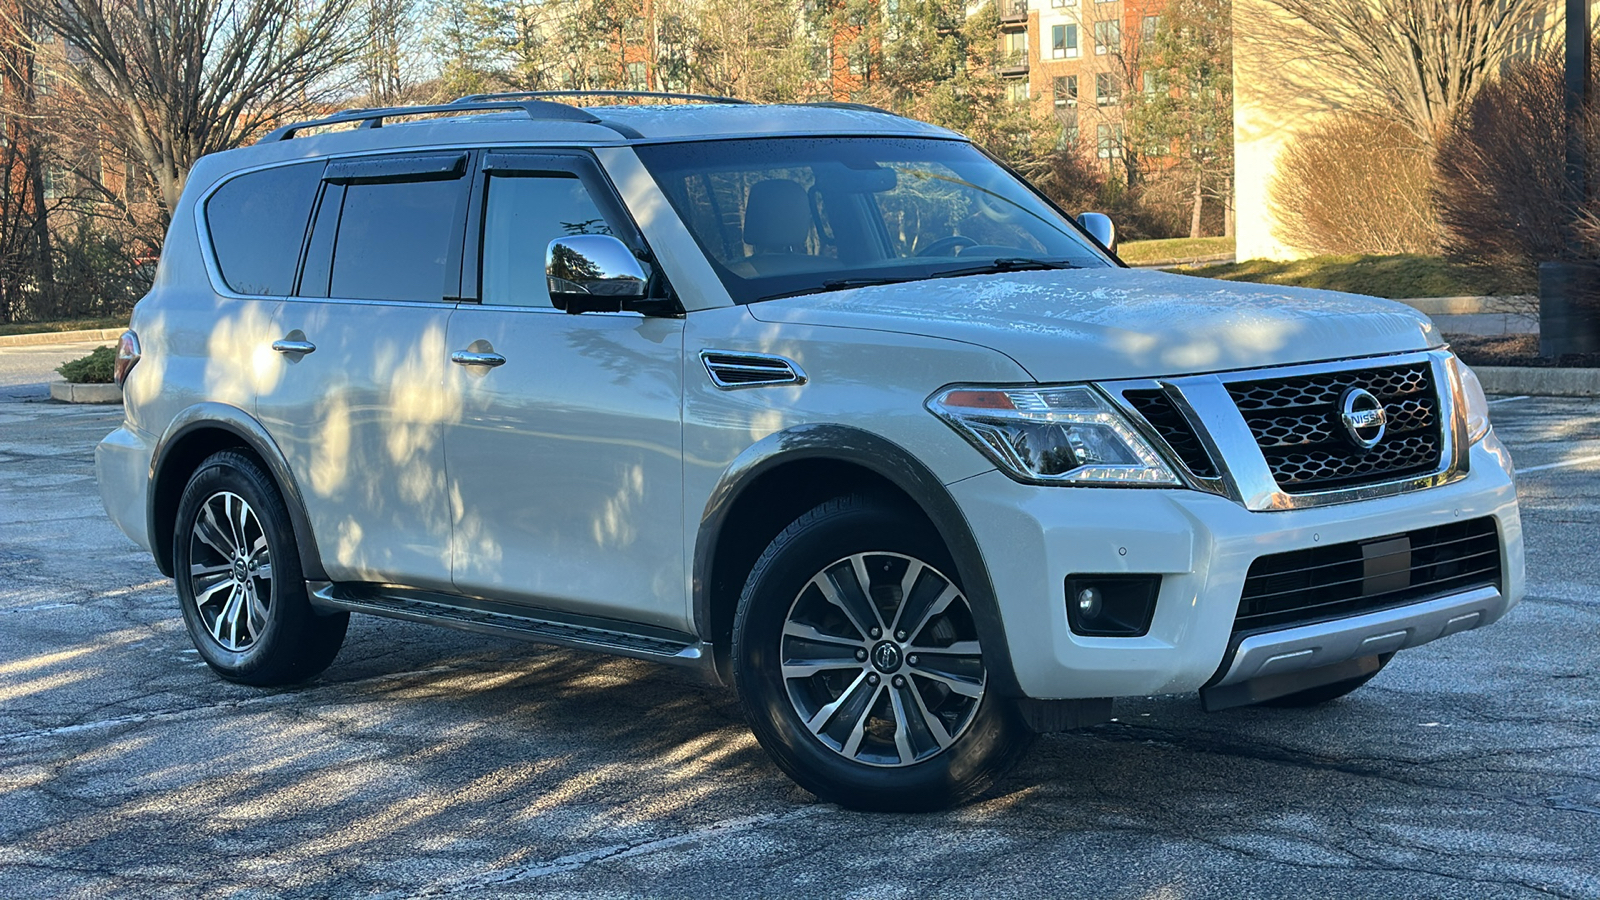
[309,582,715,674]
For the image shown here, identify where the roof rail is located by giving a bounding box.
[452,90,753,106]
[257,99,612,143]
[803,101,905,118]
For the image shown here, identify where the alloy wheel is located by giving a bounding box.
[779,552,985,767]
[186,491,273,652]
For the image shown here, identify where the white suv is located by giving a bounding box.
[97,93,1524,811]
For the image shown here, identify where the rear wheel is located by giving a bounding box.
[733,495,1032,812]
[173,450,347,686]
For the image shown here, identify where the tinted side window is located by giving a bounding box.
[330,178,465,302]
[481,174,614,308]
[204,162,322,296]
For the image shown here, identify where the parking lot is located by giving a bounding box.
[1,341,1597,899]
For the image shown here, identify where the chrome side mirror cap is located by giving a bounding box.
[1077,213,1117,256]
[546,234,649,314]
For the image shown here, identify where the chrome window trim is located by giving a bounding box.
[192,142,618,304]
[1101,349,1467,512]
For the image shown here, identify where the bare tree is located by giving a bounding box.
[1249,0,1548,146]
[34,0,362,217]
[1125,0,1234,238]
[361,0,420,106]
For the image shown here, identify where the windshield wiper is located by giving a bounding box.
[929,258,1080,279]
[758,277,916,302]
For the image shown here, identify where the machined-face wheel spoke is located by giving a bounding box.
[193,573,234,607]
[806,670,872,734]
[782,551,986,768]
[910,665,984,698]
[902,679,955,751]
[243,582,268,640]
[195,504,236,558]
[810,569,876,640]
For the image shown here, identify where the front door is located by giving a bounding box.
[444,152,687,630]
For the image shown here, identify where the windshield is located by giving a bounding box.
[633,137,1113,304]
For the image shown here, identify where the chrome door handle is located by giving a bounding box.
[271,339,316,354]
[451,350,507,368]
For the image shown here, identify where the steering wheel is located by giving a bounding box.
[915,235,978,257]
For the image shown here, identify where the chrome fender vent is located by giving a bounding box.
[700,350,807,390]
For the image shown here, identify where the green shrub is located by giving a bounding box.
[57,345,117,384]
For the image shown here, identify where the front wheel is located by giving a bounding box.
[732,495,1032,812]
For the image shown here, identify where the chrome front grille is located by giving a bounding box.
[1107,350,1465,511]
[1225,361,1443,494]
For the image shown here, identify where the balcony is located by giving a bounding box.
[998,50,1030,78]
[1001,0,1029,25]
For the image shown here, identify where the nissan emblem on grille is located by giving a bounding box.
[1338,387,1387,450]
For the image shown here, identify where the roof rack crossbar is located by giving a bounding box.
[452,90,754,106]
[258,99,608,143]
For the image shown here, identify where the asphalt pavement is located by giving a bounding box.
[1,344,1597,899]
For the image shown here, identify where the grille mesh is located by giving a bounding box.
[1123,389,1218,478]
[1226,362,1443,493]
[1235,518,1500,632]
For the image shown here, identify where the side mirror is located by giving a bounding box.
[1077,213,1117,256]
[546,234,649,314]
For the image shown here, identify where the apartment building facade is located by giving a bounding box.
[996,0,1166,167]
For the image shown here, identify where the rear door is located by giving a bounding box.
[257,151,471,590]
[443,151,688,630]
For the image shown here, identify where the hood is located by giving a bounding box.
[745,267,1440,383]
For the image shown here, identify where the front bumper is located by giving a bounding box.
[948,431,1524,700]
[96,423,157,553]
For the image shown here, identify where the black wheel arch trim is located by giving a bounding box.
[692,423,1021,696]
[148,402,328,582]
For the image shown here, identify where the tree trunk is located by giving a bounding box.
[27,145,52,308]
[1190,171,1204,238]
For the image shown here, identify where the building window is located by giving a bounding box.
[1050,24,1077,58]
[1006,80,1031,103]
[1058,111,1079,147]
[1050,0,1073,6]
[1097,124,1124,159]
[1094,19,1119,55]
[1096,72,1120,105]
[1142,15,1161,39]
[1142,70,1161,94]
[1005,30,1028,56]
[1053,74,1078,107]
[626,60,648,89]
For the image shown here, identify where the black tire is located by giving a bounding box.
[173,450,347,686]
[732,494,1033,812]
[1258,654,1392,708]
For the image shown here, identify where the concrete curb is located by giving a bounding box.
[49,381,123,404]
[1475,365,1600,398]
[1397,295,1537,315]
[0,328,124,348]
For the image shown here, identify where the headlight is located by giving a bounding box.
[1456,359,1490,444]
[928,385,1179,486]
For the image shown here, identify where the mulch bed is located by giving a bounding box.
[1445,333,1600,369]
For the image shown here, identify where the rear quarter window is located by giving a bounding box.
[204,162,323,296]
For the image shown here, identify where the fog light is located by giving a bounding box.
[1075,587,1102,619]
[1065,575,1161,637]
